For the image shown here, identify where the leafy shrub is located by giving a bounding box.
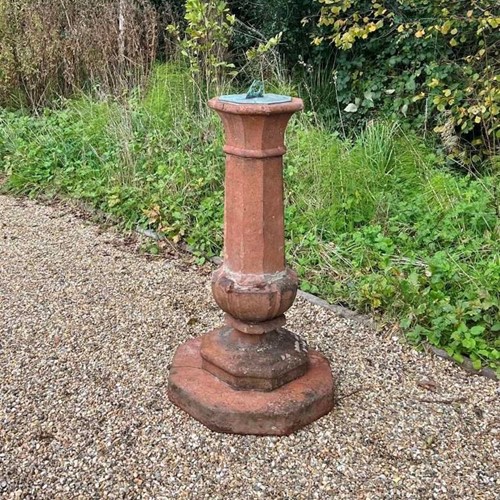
[166,0,288,101]
[285,119,499,372]
[229,0,321,66]
[167,0,237,98]
[314,0,500,166]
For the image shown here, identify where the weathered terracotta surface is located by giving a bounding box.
[208,98,304,161]
[224,313,286,335]
[167,96,335,434]
[208,98,302,331]
[168,337,334,436]
[211,267,298,324]
[200,326,308,391]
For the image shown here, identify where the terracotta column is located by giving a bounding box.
[168,93,334,435]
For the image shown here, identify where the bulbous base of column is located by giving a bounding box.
[212,267,298,323]
[168,337,334,436]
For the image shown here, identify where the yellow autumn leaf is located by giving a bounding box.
[488,18,499,29]
[441,21,452,35]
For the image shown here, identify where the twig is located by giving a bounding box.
[415,396,467,404]
[337,386,372,402]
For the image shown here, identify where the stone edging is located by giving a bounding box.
[296,290,375,327]
[297,290,498,382]
[425,345,498,382]
[296,288,498,382]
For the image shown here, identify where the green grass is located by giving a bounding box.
[1,63,499,374]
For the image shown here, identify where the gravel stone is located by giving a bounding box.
[0,195,498,499]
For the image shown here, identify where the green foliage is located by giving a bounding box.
[315,0,500,165]
[167,0,237,97]
[229,0,321,66]
[0,63,498,374]
[285,119,499,372]
[0,64,225,255]
[167,0,287,97]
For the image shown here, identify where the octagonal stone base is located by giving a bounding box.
[168,337,334,435]
[201,326,309,391]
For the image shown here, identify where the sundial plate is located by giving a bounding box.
[219,93,292,105]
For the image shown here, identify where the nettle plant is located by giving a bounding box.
[315,0,499,166]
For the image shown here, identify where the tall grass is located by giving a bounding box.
[0,0,159,110]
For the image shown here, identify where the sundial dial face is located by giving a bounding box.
[219,93,292,105]
[219,79,292,105]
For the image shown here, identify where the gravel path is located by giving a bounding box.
[0,194,498,499]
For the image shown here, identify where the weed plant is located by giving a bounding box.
[0,64,498,373]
